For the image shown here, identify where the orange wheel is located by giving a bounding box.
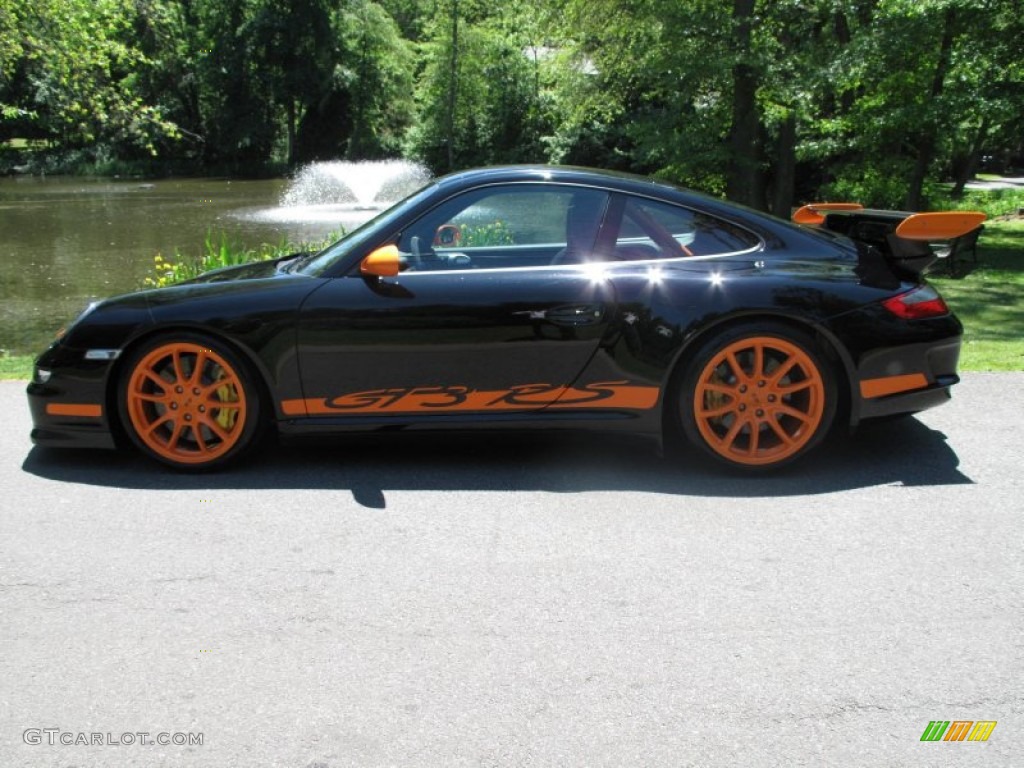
[119,336,261,469]
[680,326,835,469]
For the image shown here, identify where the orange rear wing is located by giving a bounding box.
[791,203,864,226]
[793,203,986,276]
[894,212,987,241]
[793,203,986,241]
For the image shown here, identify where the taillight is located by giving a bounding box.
[882,285,949,319]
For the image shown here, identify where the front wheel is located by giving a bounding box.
[677,325,836,470]
[118,334,263,470]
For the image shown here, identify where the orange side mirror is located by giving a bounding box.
[360,245,402,277]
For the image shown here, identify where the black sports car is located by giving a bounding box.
[26,166,979,471]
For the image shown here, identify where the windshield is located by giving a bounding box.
[294,182,438,276]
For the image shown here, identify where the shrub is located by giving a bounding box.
[818,161,914,209]
[145,230,342,288]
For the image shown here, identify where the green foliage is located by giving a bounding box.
[2,0,180,158]
[406,0,548,172]
[340,0,416,158]
[932,187,1024,218]
[1,0,421,171]
[820,161,918,209]
[144,230,342,288]
[0,0,1021,207]
[797,0,1024,210]
[145,239,260,289]
[458,220,515,247]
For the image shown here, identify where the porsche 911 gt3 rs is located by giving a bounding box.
[26,166,980,471]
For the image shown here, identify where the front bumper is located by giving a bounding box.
[26,345,119,450]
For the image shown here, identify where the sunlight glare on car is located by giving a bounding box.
[581,262,609,284]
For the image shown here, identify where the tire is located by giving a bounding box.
[118,333,264,470]
[677,323,836,471]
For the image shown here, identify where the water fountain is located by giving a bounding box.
[281,159,431,209]
[248,159,431,228]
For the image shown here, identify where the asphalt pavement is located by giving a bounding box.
[1,374,1022,767]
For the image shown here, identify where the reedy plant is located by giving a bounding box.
[145,230,343,288]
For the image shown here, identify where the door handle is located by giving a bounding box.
[544,304,605,327]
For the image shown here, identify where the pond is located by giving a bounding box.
[0,161,429,355]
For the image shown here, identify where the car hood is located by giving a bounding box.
[183,253,307,284]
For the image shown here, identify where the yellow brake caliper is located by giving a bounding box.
[706,368,729,427]
[214,372,239,430]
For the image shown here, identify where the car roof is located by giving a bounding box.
[430,165,818,247]
[433,165,684,196]
[431,165,775,225]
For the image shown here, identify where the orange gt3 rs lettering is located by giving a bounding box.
[554,381,660,409]
[280,399,308,416]
[491,383,565,407]
[327,386,472,411]
[282,381,659,416]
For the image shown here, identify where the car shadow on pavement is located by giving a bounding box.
[22,415,970,504]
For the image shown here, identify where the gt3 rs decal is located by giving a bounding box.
[281,381,659,417]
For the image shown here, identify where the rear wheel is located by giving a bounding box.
[678,324,836,470]
[118,334,263,470]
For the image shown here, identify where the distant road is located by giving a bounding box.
[2,374,1022,767]
[964,175,1024,190]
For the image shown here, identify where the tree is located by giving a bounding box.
[550,0,745,196]
[340,0,416,159]
[1,0,179,156]
[2,0,1019,196]
[408,0,547,172]
[248,0,338,165]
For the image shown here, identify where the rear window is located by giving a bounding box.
[616,197,761,259]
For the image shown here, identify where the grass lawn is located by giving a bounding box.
[929,219,1024,371]
[0,354,35,380]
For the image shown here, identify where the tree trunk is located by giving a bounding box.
[905,7,957,211]
[445,0,459,172]
[951,118,990,198]
[727,0,766,210]
[833,10,856,115]
[771,111,797,218]
[286,99,296,167]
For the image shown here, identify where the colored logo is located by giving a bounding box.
[920,720,997,742]
[281,380,660,416]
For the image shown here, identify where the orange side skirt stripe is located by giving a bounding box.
[46,403,103,417]
[859,373,929,399]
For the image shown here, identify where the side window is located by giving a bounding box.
[396,185,609,271]
[615,197,761,260]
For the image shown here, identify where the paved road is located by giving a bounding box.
[1,375,1021,767]
[964,176,1024,191]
